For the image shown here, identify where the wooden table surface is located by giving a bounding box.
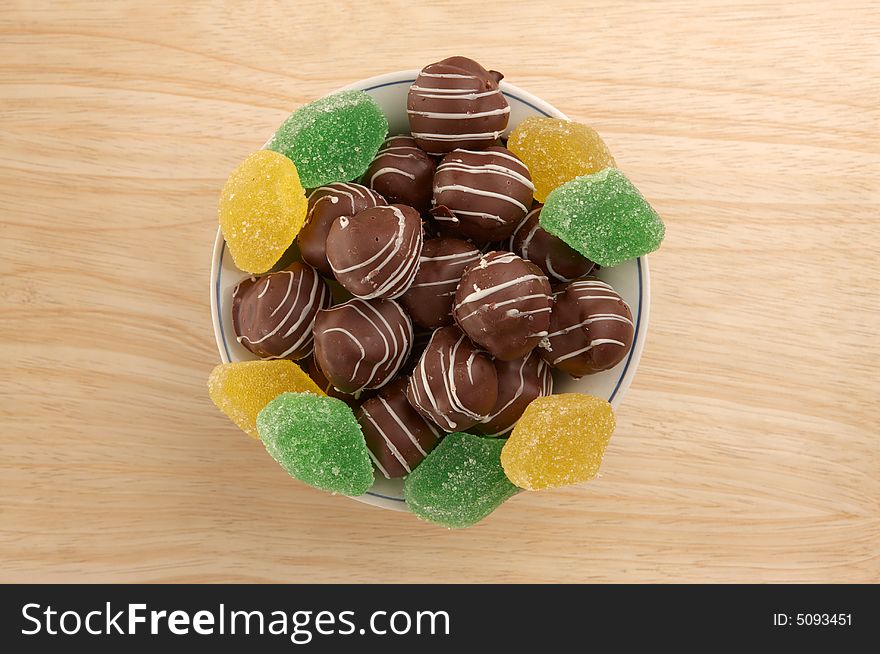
[2,1,878,583]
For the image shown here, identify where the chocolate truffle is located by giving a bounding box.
[313,297,413,395]
[510,205,596,282]
[326,204,424,300]
[474,351,553,437]
[399,237,481,329]
[298,183,385,277]
[453,251,552,361]
[231,262,331,360]
[540,278,634,377]
[407,56,510,155]
[431,147,534,243]
[363,136,435,214]
[406,325,498,433]
[302,354,373,407]
[357,378,442,479]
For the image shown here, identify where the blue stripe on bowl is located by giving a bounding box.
[213,78,645,503]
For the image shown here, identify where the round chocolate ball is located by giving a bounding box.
[510,205,596,282]
[313,297,413,396]
[298,183,385,277]
[357,378,442,479]
[399,237,481,329]
[453,251,552,361]
[302,354,373,407]
[406,325,498,433]
[231,262,331,361]
[363,136,435,214]
[474,351,553,437]
[407,56,510,155]
[431,146,534,243]
[326,204,424,300]
[540,278,634,377]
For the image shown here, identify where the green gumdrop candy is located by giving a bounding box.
[403,432,518,529]
[266,90,389,188]
[540,168,665,267]
[256,392,374,496]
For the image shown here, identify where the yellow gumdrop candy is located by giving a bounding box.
[501,393,615,490]
[507,117,615,203]
[218,150,308,274]
[208,360,324,438]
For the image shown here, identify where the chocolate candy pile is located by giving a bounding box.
[209,56,665,527]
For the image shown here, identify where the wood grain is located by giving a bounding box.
[1,0,878,583]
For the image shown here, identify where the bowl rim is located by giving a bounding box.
[209,69,652,512]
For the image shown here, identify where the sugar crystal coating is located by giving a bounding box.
[507,117,616,203]
[540,168,665,267]
[207,360,324,439]
[404,432,518,528]
[257,392,374,496]
[266,90,389,188]
[501,393,616,490]
[218,150,308,274]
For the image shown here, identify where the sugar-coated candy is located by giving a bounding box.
[540,168,665,267]
[207,360,324,439]
[404,432,518,528]
[507,117,616,203]
[356,378,442,479]
[408,56,510,155]
[453,251,552,361]
[298,183,385,277]
[231,262,331,361]
[430,147,534,244]
[218,150,308,274]
[406,325,498,433]
[509,205,596,282]
[474,351,553,437]
[363,136,435,214]
[266,90,389,188]
[541,278,634,377]
[399,237,481,329]
[313,298,413,396]
[326,204,423,300]
[501,393,616,490]
[257,392,374,496]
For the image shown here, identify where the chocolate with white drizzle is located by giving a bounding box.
[509,204,596,283]
[474,351,553,437]
[399,237,481,329]
[357,378,442,479]
[312,297,413,396]
[405,325,498,433]
[540,278,634,377]
[430,147,534,243]
[298,183,385,277]
[407,56,510,155]
[231,262,331,361]
[362,136,435,214]
[326,204,424,300]
[302,354,374,407]
[453,251,552,361]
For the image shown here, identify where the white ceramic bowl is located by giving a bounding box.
[210,70,651,512]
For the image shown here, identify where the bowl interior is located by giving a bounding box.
[210,70,650,512]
